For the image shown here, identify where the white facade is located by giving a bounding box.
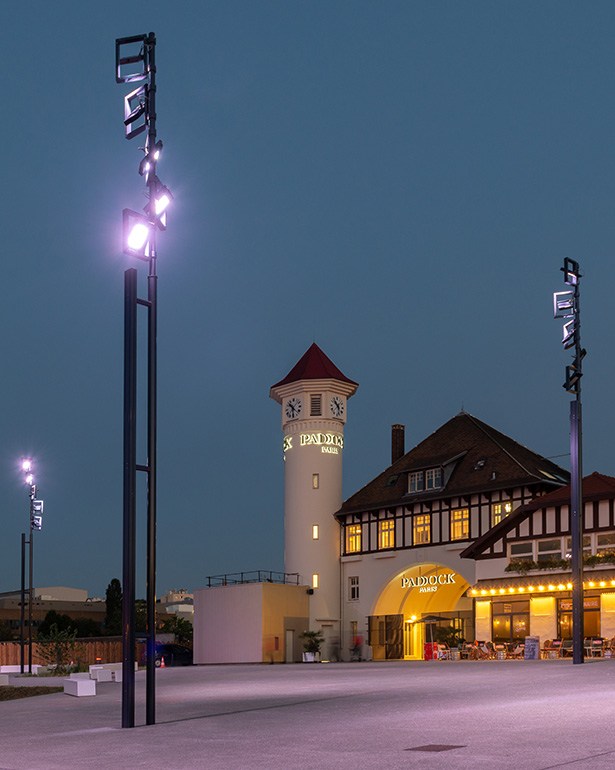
[270,349,358,646]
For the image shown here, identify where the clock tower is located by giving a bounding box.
[270,343,358,645]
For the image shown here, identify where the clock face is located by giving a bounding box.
[330,396,344,418]
[285,397,302,420]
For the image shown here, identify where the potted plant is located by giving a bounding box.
[300,630,324,662]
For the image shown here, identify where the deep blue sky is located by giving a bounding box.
[2,2,615,599]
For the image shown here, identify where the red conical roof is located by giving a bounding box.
[271,343,358,389]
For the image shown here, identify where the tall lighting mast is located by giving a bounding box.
[553,258,585,664]
[115,32,173,728]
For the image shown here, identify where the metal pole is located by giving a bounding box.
[570,399,584,664]
[146,268,157,725]
[570,270,584,665]
[20,533,25,674]
[28,519,33,673]
[145,30,158,727]
[122,267,138,728]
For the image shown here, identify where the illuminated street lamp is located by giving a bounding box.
[116,31,172,728]
[553,257,585,665]
[19,459,43,674]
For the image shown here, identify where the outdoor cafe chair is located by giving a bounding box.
[559,639,573,657]
[510,643,524,658]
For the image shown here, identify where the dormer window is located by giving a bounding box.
[409,468,442,493]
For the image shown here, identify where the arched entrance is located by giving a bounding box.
[369,563,472,660]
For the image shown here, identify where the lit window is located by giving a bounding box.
[450,508,469,541]
[378,519,395,550]
[312,525,319,540]
[492,501,513,527]
[349,576,359,601]
[312,473,319,489]
[346,524,362,553]
[312,573,319,589]
[413,514,431,545]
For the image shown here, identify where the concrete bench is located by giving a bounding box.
[89,666,113,682]
[64,678,96,697]
[0,664,48,675]
[89,662,136,681]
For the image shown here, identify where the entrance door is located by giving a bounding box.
[368,615,403,660]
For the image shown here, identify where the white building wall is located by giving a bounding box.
[193,584,263,664]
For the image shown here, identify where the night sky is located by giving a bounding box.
[2,2,615,599]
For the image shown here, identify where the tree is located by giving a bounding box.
[37,610,73,637]
[37,623,84,674]
[104,578,122,636]
[0,623,15,641]
[159,615,193,644]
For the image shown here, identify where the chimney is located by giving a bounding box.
[391,424,405,464]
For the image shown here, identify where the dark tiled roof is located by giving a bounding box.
[460,471,615,559]
[337,412,569,517]
[271,343,358,389]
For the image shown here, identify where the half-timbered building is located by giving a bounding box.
[461,472,615,646]
[335,411,570,659]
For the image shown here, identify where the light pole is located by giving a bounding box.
[20,459,43,674]
[553,258,585,664]
[116,32,172,728]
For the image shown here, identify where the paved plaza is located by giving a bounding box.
[1,659,615,769]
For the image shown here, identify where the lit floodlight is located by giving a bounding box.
[123,209,153,260]
[143,182,173,230]
[139,139,163,182]
[115,34,149,84]
[22,459,32,472]
[25,473,34,486]
[124,84,148,140]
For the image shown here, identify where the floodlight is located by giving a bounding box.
[139,139,163,182]
[22,459,32,472]
[562,257,580,286]
[115,34,149,84]
[562,319,577,349]
[553,291,575,319]
[564,366,582,394]
[123,209,154,260]
[143,182,173,230]
[124,85,148,140]
[31,515,42,531]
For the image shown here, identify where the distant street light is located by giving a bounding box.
[19,459,43,674]
[116,31,172,729]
